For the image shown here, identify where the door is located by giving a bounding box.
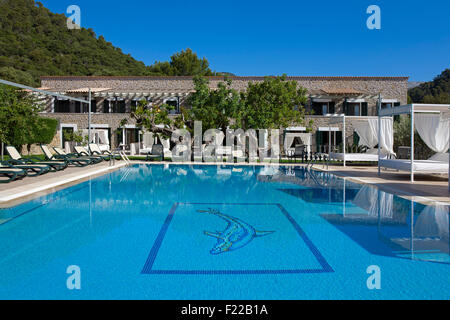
[61,127,74,148]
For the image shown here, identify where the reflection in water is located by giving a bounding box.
[267,167,449,264]
[0,164,448,273]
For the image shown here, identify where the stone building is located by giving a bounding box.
[38,75,408,154]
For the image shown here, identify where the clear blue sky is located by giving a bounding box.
[39,0,449,81]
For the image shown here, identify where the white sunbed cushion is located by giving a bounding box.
[330,152,381,162]
[379,159,449,173]
[428,153,449,162]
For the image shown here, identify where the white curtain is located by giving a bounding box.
[284,133,312,153]
[378,118,395,156]
[352,186,393,219]
[143,132,154,148]
[98,129,109,145]
[354,120,378,148]
[284,133,296,153]
[414,114,449,157]
[353,118,394,155]
[159,137,171,158]
[299,133,312,153]
[414,204,449,240]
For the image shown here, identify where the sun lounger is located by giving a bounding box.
[41,145,90,167]
[89,143,119,161]
[73,146,104,163]
[53,147,95,166]
[330,152,380,162]
[6,146,67,172]
[41,144,90,167]
[1,160,50,177]
[379,158,449,173]
[0,165,26,183]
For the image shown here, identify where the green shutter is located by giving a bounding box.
[316,131,323,152]
[337,131,343,152]
[361,102,368,116]
[343,100,348,115]
[353,132,360,145]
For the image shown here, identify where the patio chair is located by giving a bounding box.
[51,146,93,166]
[6,145,67,172]
[40,144,87,168]
[89,143,120,161]
[291,145,305,163]
[397,146,411,159]
[146,144,164,162]
[0,165,26,183]
[0,160,50,177]
[73,146,104,163]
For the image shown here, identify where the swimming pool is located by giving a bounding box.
[0,164,448,299]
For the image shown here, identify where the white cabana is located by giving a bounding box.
[378,104,450,187]
[81,128,110,151]
[284,126,312,154]
[328,114,394,166]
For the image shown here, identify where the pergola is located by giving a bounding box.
[93,90,192,100]
[378,104,450,189]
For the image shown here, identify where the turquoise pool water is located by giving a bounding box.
[0,164,448,299]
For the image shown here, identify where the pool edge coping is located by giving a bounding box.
[0,163,128,207]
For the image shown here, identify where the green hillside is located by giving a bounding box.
[408,69,450,103]
[0,0,215,87]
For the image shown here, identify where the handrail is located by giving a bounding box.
[110,149,131,166]
[120,151,131,164]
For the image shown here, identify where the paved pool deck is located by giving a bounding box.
[310,164,450,206]
[0,161,449,207]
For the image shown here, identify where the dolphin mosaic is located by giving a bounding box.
[197,208,275,255]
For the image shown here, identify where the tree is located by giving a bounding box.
[409,69,450,103]
[26,117,58,153]
[186,76,242,133]
[393,116,433,160]
[122,100,176,139]
[149,48,215,76]
[236,75,310,130]
[0,84,41,152]
[169,48,214,76]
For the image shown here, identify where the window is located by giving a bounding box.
[54,99,70,113]
[90,100,97,113]
[316,131,342,153]
[344,101,368,116]
[312,101,335,115]
[346,103,360,116]
[106,99,126,113]
[131,100,138,111]
[103,100,110,113]
[113,100,126,113]
[74,101,81,113]
[164,98,180,114]
[381,101,400,109]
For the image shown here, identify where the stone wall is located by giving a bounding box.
[35,76,408,153]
